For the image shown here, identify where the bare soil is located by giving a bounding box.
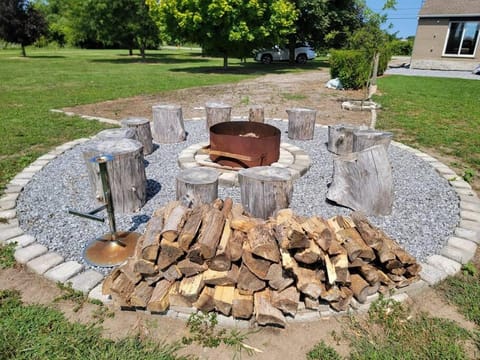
[1,70,478,359]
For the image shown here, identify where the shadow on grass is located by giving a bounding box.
[90,52,209,64]
[28,55,66,59]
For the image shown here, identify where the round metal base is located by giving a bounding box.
[83,231,140,267]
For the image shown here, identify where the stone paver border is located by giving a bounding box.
[1,119,479,327]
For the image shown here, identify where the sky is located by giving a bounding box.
[365,0,424,38]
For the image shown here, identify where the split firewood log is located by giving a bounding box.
[160,202,188,242]
[237,264,266,294]
[350,274,379,303]
[242,245,272,280]
[330,286,353,312]
[228,230,246,262]
[193,286,215,312]
[232,289,254,319]
[130,281,154,308]
[119,258,142,284]
[163,264,183,282]
[247,224,280,262]
[109,272,136,302]
[177,258,208,277]
[336,228,375,261]
[304,296,320,310]
[133,258,158,275]
[301,216,334,251]
[266,263,294,291]
[102,267,122,295]
[147,280,173,312]
[202,265,239,286]
[141,207,164,261]
[168,282,193,308]
[254,289,287,327]
[331,253,350,284]
[213,285,235,315]
[294,239,323,264]
[208,218,232,271]
[178,205,206,251]
[179,273,205,302]
[157,238,184,270]
[271,286,300,316]
[295,267,325,299]
[198,206,225,259]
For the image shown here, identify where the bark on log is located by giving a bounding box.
[271,286,300,316]
[213,285,235,315]
[193,286,215,312]
[205,102,232,130]
[130,281,153,308]
[177,258,208,277]
[353,130,393,152]
[157,239,184,270]
[239,166,293,219]
[141,208,164,261]
[237,264,266,293]
[198,206,225,259]
[178,205,206,251]
[327,125,358,155]
[327,145,393,216]
[247,224,280,262]
[160,204,189,242]
[147,280,173,312]
[254,289,287,327]
[208,219,232,271]
[176,168,219,206]
[202,265,239,286]
[228,230,246,262]
[121,117,154,155]
[266,263,294,291]
[286,107,317,140]
[232,289,254,319]
[248,105,265,123]
[336,228,375,262]
[151,104,186,143]
[83,138,147,214]
[242,245,272,280]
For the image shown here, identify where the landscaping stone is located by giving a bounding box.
[440,245,475,264]
[88,283,112,304]
[455,227,480,244]
[44,261,84,283]
[419,262,449,285]
[460,210,480,222]
[14,243,48,264]
[0,200,16,210]
[460,201,480,212]
[0,209,16,220]
[6,234,36,249]
[448,236,478,253]
[459,219,480,232]
[0,227,23,243]
[67,269,104,294]
[27,252,64,275]
[426,254,461,276]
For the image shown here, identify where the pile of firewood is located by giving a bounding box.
[103,198,421,327]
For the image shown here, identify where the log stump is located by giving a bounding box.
[352,129,393,152]
[327,125,392,155]
[248,105,264,123]
[286,108,317,140]
[82,138,147,214]
[95,128,136,141]
[121,117,154,155]
[151,104,186,144]
[327,145,393,216]
[205,102,231,130]
[176,168,219,206]
[238,166,293,219]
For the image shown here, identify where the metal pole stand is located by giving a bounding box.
[69,154,141,267]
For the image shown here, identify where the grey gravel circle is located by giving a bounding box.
[16,119,460,275]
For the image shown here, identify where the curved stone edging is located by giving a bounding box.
[1,120,479,327]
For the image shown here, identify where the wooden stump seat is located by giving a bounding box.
[286,107,317,140]
[176,168,219,206]
[152,104,186,144]
[205,102,232,130]
[82,138,147,214]
[95,128,136,141]
[248,105,265,123]
[121,117,154,155]
[238,166,293,219]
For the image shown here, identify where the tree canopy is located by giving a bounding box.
[0,0,48,56]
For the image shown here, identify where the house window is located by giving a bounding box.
[444,21,479,56]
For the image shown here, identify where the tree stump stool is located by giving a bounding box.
[176,168,219,206]
[248,105,264,123]
[121,117,154,155]
[82,138,147,214]
[286,107,317,140]
[95,128,136,141]
[151,104,186,144]
[327,125,392,155]
[238,166,293,219]
[205,102,231,130]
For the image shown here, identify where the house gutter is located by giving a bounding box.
[419,13,480,18]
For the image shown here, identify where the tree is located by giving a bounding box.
[0,0,48,56]
[147,0,298,68]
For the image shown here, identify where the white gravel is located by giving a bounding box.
[16,120,460,274]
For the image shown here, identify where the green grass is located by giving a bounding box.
[0,47,325,192]
[0,242,16,269]
[374,76,480,175]
[0,289,187,360]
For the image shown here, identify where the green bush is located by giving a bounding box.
[329,49,371,89]
[377,45,392,76]
[390,38,413,56]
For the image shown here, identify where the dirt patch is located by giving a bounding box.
[62,70,373,127]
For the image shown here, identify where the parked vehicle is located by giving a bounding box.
[254,44,316,64]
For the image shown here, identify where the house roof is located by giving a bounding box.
[419,0,480,17]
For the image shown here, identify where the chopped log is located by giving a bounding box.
[110,272,136,301]
[376,269,396,287]
[406,263,422,276]
[247,224,280,262]
[353,129,393,153]
[327,215,354,233]
[130,281,154,308]
[147,280,173,313]
[378,242,396,263]
[102,267,122,295]
[385,259,403,270]
[266,263,294,291]
[176,168,219,206]
[193,286,216,312]
[119,258,142,285]
[301,216,333,251]
[212,198,224,210]
[325,254,337,285]
[177,258,208,277]
[237,264,266,294]
[121,117,154,155]
[186,243,204,264]
[271,286,300,316]
[350,212,383,249]
[205,102,232,130]
[198,206,225,259]
[304,296,320,310]
[359,264,381,285]
[232,289,254,319]
[331,253,350,284]
[228,230,246,262]
[133,259,158,275]
[238,166,293,219]
[242,246,272,280]
[327,241,347,256]
[286,107,317,140]
[230,214,260,233]
[213,285,235,315]
[151,104,186,143]
[143,272,164,286]
[280,248,297,271]
[295,267,325,299]
[83,139,146,213]
[178,205,205,251]
[202,265,239,286]
[254,290,287,327]
[336,228,375,262]
[221,197,234,218]
[390,267,406,276]
[327,145,393,216]
[179,273,205,302]
[321,285,344,302]
[394,247,417,265]
[350,274,378,303]
[141,208,164,261]
[327,124,358,155]
[157,239,184,270]
[330,287,354,312]
[208,219,232,271]
[160,204,189,242]
[163,265,183,282]
[168,282,193,307]
[294,240,323,264]
[248,105,265,123]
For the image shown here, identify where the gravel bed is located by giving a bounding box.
[16,119,460,275]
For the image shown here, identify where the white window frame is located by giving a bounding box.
[442,20,480,58]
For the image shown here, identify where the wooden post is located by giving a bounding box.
[286,107,317,140]
[151,104,186,144]
[82,138,147,214]
[205,102,231,130]
[121,117,154,155]
[238,166,293,219]
[176,168,219,206]
[95,128,136,141]
[248,105,264,123]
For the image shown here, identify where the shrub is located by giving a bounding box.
[329,49,371,89]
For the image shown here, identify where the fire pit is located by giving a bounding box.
[209,121,281,168]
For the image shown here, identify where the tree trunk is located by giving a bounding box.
[223,54,228,69]
[21,44,26,57]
